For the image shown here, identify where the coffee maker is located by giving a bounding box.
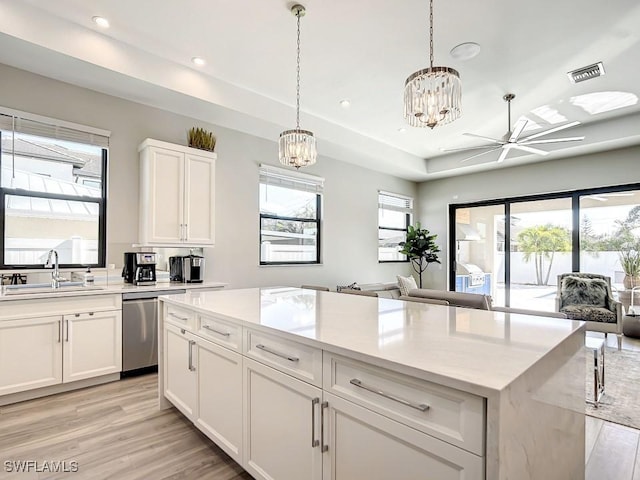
[169,254,205,283]
[122,252,157,286]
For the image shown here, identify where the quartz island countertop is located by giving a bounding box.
[159,286,584,395]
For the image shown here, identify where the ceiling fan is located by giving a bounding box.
[584,192,634,202]
[443,93,585,164]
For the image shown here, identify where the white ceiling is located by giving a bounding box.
[0,0,639,181]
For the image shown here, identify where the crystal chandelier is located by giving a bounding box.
[279,4,317,168]
[404,0,461,129]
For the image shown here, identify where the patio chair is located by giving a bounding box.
[556,273,623,350]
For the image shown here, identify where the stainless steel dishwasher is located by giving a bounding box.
[122,289,185,375]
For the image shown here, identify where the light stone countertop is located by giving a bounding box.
[160,286,584,395]
[0,281,227,301]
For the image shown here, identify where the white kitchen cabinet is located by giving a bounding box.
[322,392,483,480]
[63,310,122,383]
[243,358,322,480]
[164,323,198,419]
[0,295,123,399]
[139,138,216,246]
[0,316,63,396]
[196,337,243,464]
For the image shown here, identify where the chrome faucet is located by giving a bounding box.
[44,249,66,288]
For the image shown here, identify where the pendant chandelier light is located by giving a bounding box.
[404,0,461,129]
[279,4,317,169]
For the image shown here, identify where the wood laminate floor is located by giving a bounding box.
[0,375,251,480]
[2,334,640,480]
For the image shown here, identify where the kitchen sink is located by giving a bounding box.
[2,283,104,295]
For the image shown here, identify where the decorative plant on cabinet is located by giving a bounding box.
[399,222,441,288]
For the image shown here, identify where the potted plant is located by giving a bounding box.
[188,127,216,152]
[619,241,640,289]
[398,222,441,288]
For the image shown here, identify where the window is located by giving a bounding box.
[378,191,413,262]
[259,165,323,265]
[0,108,109,268]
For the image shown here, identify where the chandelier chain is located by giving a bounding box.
[296,10,301,129]
[429,0,434,68]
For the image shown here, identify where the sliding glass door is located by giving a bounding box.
[510,198,572,311]
[579,190,640,306]
[450,183,640,313]
[452,205,505,307]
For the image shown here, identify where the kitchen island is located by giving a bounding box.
[158,287,585,480]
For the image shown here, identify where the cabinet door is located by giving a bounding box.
[143,147,185,244]
[164,323,198,419]
[323,393,484,480]
[0,316,62,395]
[184,153,215,245]
[244,358,322,480]
[196,338,242,463]
[63,310,122,383]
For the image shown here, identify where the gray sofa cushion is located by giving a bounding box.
[560,276,609,308]
[560,304,617,323]
[407,288,491,310]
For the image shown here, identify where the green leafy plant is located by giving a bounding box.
[188,127,216,152]
[398,222,441,288]
[619,242,640,277]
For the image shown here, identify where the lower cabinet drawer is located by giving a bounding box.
[197,314,241,351]
[324,392,484,480]
[324,353,485,456]
[244,329,322,387]
[165,304,195,331]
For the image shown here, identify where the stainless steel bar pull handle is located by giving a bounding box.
[65,320,69,342]
[202,325,231,337]
[169,312,189,322]
[255,344,299,362]
[321,401,329,452]
[188,340,196,371]
[311,397,320,447]
[349,379,429,412]
[57,320,61,343]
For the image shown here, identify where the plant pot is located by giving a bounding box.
[623,274,640,289]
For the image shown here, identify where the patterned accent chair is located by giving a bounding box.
[556,273,623,350]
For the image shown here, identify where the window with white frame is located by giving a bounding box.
[378,191,413,262]
[259,165,323,265]
[0,109,109,268]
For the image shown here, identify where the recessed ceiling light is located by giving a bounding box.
[191,57,206,66]
[339,99,351,108]
[450,42,481,61]
[397,127,407,133]
[92,16,110,28]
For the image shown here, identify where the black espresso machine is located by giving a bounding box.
[169,254,205,283]
[122,252,157,286]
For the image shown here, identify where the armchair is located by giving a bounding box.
[556,273,623,350]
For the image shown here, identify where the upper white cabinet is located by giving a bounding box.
[138,138,216,246]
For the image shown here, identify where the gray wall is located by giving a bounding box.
[417,146,640,289]
[0,63,416,288]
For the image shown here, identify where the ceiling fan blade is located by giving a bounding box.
[460,146,503,163]
[509,119,528,142]
[518,136,585,146]
[463,133,504,144]
[496,147,511,163]
[511,145,550,156]
[519,121,580,142]
[441,145,501,153]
